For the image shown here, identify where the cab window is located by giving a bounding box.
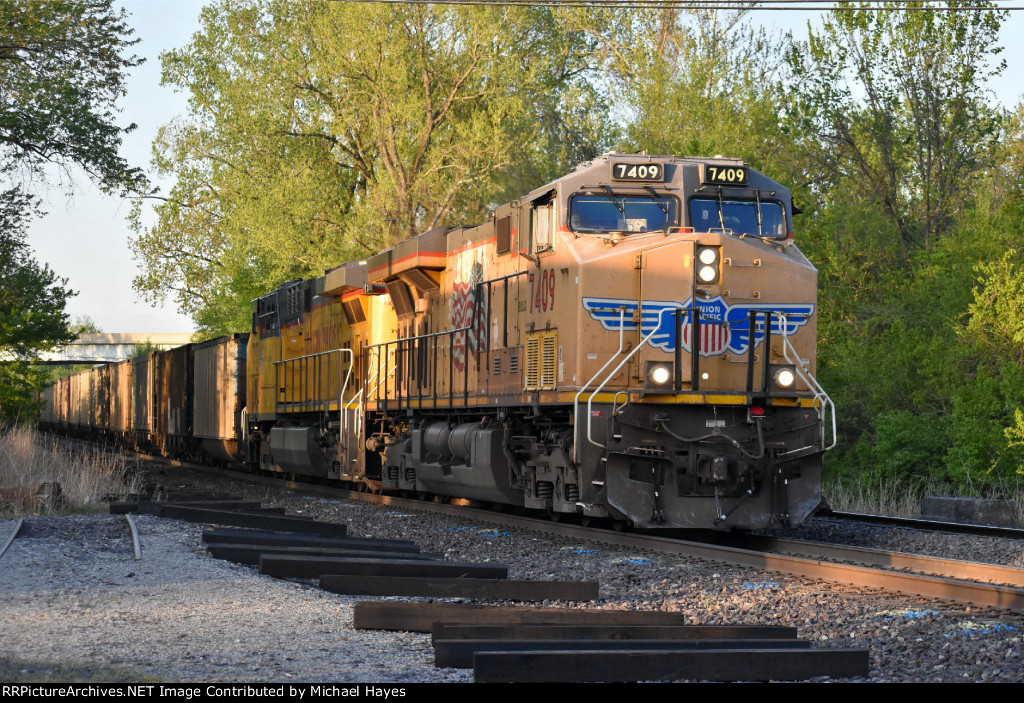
[689,198,787,239]
[532,201,556,252]
[568,194,678,234]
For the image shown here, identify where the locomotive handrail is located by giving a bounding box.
[585,306,678,453]
[273,348,354,412]
[341,347,396,441]
[770,311,837,452]
[361,346,397,405]
[363,272,526,410]
[335,349,355,448]
[365,325,471,410]
[272,348,355,452]
[572,307,627,464]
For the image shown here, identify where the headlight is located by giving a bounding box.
[645,361,673,389]
[697,247,718,265]
[698,265,718,282]
[695,246,719,283]
[772,366,796,389]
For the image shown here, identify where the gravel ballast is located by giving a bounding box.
[1,470,1022,683]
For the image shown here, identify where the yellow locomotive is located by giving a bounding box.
[246,153,835,530]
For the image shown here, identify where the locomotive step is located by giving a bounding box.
[319,574,598,601]
[259,555,508,580]
[353,601,689,632]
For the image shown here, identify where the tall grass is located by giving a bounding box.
[824,471,1024,524]
[823,474,927,517]
[0,425,143,516]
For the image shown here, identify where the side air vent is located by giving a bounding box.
[525,332,558,390]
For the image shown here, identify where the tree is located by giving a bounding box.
[0,189,76,418]
[572,7,793,174]
[130,0,612,336]
[0,0,146,195]
[0,1,147,419]
[786,3,1006,252]
[772,4,1020,495]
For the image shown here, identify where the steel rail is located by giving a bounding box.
[0,518,24,559]
[696,531,1024,588]
[130,455,1024,613]
[822,510,1024,540]
[125,513,143,561]
[337,493,1024,613]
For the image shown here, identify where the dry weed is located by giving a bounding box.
[822,474,926,518]
[0,425,143,516]
[824,472,1024,522]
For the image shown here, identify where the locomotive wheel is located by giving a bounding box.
[546,508,563,523]
[611,518,631,532]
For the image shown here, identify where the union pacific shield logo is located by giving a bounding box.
[582,296,814,357]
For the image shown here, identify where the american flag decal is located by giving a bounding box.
[451,261,485,371]
[582,295,814,357]
[682,319,730,356]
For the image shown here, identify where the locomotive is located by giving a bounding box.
[42,153,835,530]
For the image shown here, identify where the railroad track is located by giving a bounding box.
[130,453,1024,615]
[0,518,24,559]
[819,510,1024,540]
[682,529,1024,588]
[0,514,142,561]
[347,493,1024,612]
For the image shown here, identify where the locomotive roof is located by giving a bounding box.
[256,153,791,304]
[517,152,788,205]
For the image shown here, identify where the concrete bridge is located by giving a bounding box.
[36,333,195,364]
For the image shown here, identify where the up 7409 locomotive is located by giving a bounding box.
[246,153,836,530]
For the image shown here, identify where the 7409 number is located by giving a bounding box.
[611,162,663,182]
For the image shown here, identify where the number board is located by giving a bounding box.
[610,162,664,182]
[701,164,749,186]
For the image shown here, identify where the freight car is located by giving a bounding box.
[41,334,249,464]
[42,153,835,531]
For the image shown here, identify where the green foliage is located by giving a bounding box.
[0,190,76,420]
[131,0,613,337]
[787,3,1006,250]
[779,4,1024,497]
[0,1,143,420]
[578,8,791,174]
[963,250,1024,363]
[0,0,147,195]
[128,340,161,358]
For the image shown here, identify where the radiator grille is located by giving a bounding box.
[525,332,558,390]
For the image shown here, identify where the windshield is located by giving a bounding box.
[689,198,787,239]
[569,194,678,234]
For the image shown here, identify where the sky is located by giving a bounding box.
[23,0,1024,335]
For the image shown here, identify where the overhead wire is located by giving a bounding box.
[325,0,1024,11]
